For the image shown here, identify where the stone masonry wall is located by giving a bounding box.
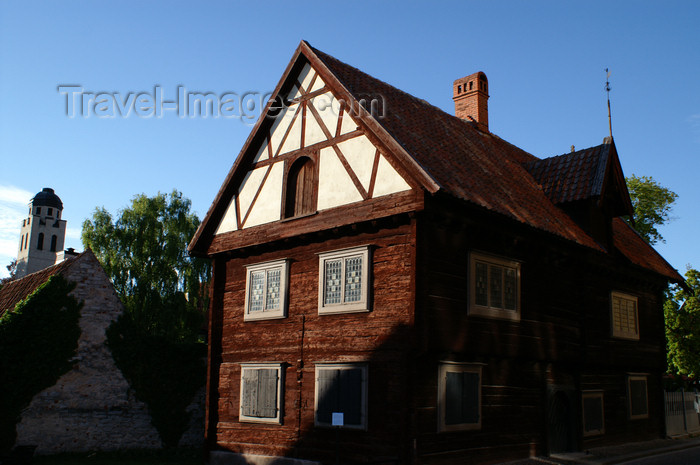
[15,252,162,454]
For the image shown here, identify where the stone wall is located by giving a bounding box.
[14,251,203,454]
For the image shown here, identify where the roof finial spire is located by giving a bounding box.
[605,68,613,139]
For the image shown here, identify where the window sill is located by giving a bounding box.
[280,211,318,223]
[469,305,520,321]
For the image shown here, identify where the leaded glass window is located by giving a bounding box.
[319,247,370,314]
[470,253,520,320]
[611,292,639,340]
[245,260,289,321]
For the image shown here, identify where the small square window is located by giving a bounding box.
[438,363,482,432]
[582,391,605,436]
[628,375,648,420]
[314,363,368,430]
[239,363,284,424]
[318,246,370,314]
[469,252,520,320]
[611,292,639,340]
[244,259,289,321]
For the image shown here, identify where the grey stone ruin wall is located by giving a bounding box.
[14,252,204,454]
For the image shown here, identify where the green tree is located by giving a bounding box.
[666,267,700,378]
[625,174,678,245]
[81,190,209,447]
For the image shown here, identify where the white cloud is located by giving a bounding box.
[0,185,33,277]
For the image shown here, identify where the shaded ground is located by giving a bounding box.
[32,449,203,465]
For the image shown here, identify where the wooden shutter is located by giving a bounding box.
[339,368,363,426]
[241,369,259,417]
[258,368,279,418]
[583,394,604,434]
[316,369,338,424]
[629,379,648,417]
[445,371,479,425]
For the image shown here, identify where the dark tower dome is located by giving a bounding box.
[32,187,63,210]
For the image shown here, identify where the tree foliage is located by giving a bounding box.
[625,174,678,245]
[81,190,209,446]
[666,268,700,378]
[81,190,210,308]
[0,275,81,451]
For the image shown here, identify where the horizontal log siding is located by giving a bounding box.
[213,220,417,463]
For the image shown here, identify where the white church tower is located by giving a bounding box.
[16,188,67,278]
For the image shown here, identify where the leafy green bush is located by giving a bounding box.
[107,291,206,447]
[0,276,81,451]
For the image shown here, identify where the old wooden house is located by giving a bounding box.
[189,41,683,464]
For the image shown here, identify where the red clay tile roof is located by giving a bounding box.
[0,255,79,317]
[612,218,683,282]
[311,45,602,251]
[524,141,610,204]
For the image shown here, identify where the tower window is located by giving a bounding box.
[57,211,60,219]
[20,234,25,251]
[50,235,58,252]
[469,81,473,90]
[284,156,316,218]
[36,207,41,215]
[48,208,53,217]
[37,233,44,250]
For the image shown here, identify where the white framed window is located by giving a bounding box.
[244,259,289,321]
[438,363,482,432]
[611,292,639,340]
[318,246,370,314]
[314,363,368,430]
[582,390,605,436]
[627,374,649,420]
[469,252,520,320]
[239,363,284,424]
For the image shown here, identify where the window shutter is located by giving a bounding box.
[445,371,463,425]
[445,370,479,425]
[339,368,363,426]
[583,395,604,433]
[241,369,259,417]
[629,379,648,416]
[258,369,279,418]
[461,371,480,424]
[317,369,338,424]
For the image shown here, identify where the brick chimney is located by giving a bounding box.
[453,71,489,132]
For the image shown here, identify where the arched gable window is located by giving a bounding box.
[284,156,316,218]
[50,235,58,252]
[37,232,44,250]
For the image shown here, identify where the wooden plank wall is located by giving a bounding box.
[211,218,417,463]
[412,202,668,464]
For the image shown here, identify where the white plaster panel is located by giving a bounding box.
[372,155,411,197]
[298,64,314,92]
[279,109,303,154]
[305,104,328,146]
[311,92,338,138]
[269,103,298,156]
[243,162,283,228]
[287,83,301,101]
[317,147,363,210]
[310,74,326,93]
[339,109,358,135]
[238,166,267,220]
[336,136,376,192]
[215,198,238,235]
[252,138,269,163]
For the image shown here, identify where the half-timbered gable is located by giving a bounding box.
[192,41,683,465]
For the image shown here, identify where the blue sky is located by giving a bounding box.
[1,1,699,278]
